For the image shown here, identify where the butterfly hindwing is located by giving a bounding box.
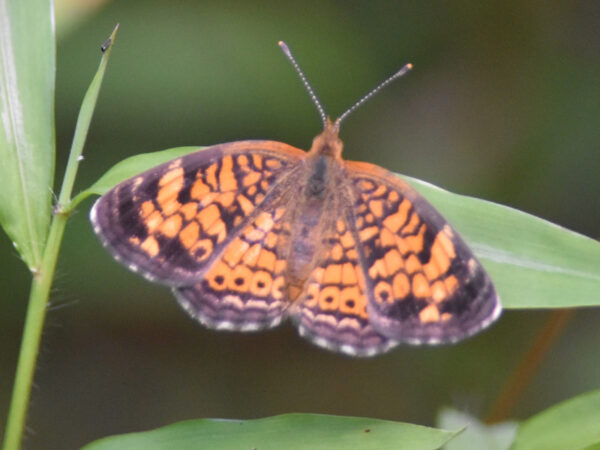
[174,200,292,331]
[346,161,501,344]
[293,213,399,356]
[91,141,304,286]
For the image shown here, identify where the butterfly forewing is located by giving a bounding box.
[91,141,304,286]
[346,160,501,344]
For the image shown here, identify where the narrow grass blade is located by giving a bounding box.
[57,24,119,212]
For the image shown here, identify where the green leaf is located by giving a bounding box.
[82,413,459,450]
[71,146,199,210]
[81,146,600,309]
[511,389,600,450]
[59,24,119,211]
[437,408,517,450]
[0,0,55,270]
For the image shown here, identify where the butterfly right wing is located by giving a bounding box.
[291,212,399,356]
[346,160,501,345]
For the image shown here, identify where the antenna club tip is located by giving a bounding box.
[406,63,413,69]
[278,41,290,53]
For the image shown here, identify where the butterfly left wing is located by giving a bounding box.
[91,141,304,286]
[346,161,501,345]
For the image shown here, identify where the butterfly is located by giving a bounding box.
[90,42,501,357]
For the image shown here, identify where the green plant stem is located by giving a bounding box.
[2,25,118,450]
[2,209,68,450]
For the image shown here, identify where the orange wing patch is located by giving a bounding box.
[175,205,289,331]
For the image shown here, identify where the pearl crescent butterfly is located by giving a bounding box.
[90,42,501,357]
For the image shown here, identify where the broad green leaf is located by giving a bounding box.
[511,389,600,450]
[80,147,600,309]
[82,413,459,450]
[0,0,55,270]
[437,408,517,450]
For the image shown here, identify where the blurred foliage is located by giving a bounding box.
[511,389,600,450]
[438,408,517,450]
[1,1,599,448]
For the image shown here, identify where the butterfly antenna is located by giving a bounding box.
[334,63,413,131]
[279,41,328,127]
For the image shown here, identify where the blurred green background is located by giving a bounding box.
[2,1,600,448]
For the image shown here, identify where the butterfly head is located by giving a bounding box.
[309,118,344,158]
